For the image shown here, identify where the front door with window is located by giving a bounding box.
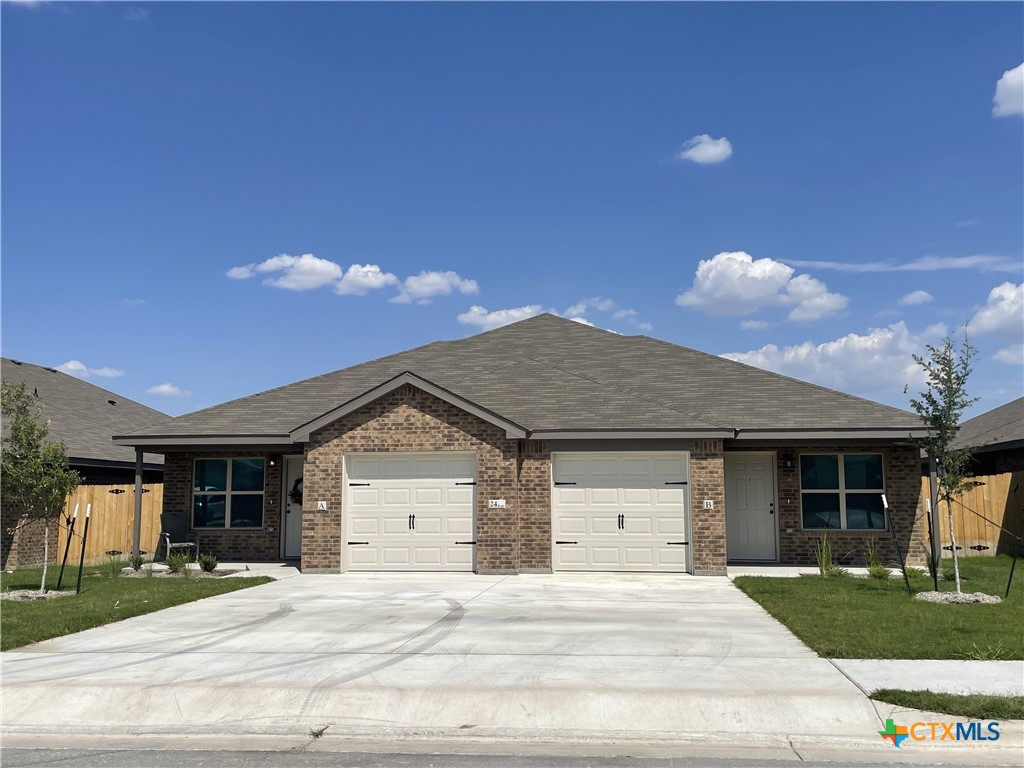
[725,453,777,561]
[282,457,303,559]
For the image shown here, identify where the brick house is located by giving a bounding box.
[1,358,166,569]
[116,315,929,575]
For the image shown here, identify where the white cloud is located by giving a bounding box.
[740,320,768,330]
[898,290,934,306]
[785,254,1020,274]
[955,219,978,228]
[257,253,343,291]
[393,271,479,304]
[457,305,544,331]
[335,264,399,296]
[563,297,652,332]
[969,282,1024,364]
[676,251,848,321]
[969,282,1023,338]
[570,316,596,327]
[994,344,1024,365]
[677,134,733,165]
[56,360,124,379]
[146,383,189,396]
[121,298,145,307]
[123,7,149,22]
[226,265,255,279]
[723,321,948,396]
[226,253,343,290]
[993,63,1024,117]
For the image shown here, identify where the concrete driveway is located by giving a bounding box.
[2,573,884,749]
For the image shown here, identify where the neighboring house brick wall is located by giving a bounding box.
[1,500,57,569]
[303,384,530,574]
[690,439,727,575]
[163,452,283,561]
[770,445,926,566]
[517,440,552,573]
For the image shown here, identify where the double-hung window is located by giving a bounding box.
[193,458,265,529]
[800,453,885,530]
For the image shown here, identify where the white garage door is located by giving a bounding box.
[552,452,689,572]
[345,453,475,571]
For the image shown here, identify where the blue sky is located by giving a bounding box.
[2,2,1022,420]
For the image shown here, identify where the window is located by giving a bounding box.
[193,458,265,529]
[800,453,885,530]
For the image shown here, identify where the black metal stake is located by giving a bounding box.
[925,499,938,592]
[56,505,78,590]
[75,505,92,595]
[1006,538,1021,600]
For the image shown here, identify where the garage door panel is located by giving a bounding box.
[345,452,475,572]
[556,516,587,536]
[413,487,442,506]
[591,516,620,535]
[552,452,689,573]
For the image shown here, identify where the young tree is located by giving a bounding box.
[1,381,81,593]
[908,334,979,594]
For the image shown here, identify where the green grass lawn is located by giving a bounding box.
[872,689,1024,720]
[1,565,273,651]
[734,556,1023,660]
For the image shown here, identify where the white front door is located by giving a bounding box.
[282,457,304,558]
[344,453,475,571]
[725,452,777,561]
[552,452,689,572]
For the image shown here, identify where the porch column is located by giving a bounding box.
[132,447,144,557]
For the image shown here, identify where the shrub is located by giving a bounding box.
[102,555,123,578]
[198,553,218,573]
[128,554,145,572]
[813,534,847,577]
[904,566,928,579]
[165,553,190,574]
[864,540,882,568]
[868,563,891,580]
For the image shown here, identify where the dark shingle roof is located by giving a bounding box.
[118,314,924,444]
[951,397,1024,451]
[2,358,168,466]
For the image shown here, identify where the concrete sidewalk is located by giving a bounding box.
[835,659,1024,697]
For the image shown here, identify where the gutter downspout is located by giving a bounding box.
[132,447,144,557]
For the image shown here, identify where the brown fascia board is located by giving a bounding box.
[527,429,734,440]
[112,434,296,450]
[289,371,529,442]
[731,427,929,443]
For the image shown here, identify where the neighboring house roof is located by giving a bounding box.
[951,397,1024,453]
[115,314,926,448]
[2,358,167,468]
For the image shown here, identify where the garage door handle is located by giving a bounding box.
[349,483,370,487]
[348,541,369,545]
[555,540,578,545]
[455,481,477,486]
[666,541,690,545]
[455,541,477,545]
[554,482,576,486]
[664,481,688,485]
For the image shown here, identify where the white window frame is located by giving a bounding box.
[799,452,886,531]
[192,457,266,530]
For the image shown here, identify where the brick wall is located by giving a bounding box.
[769,445,927,566]
[303,384,548,574]
[1,499,58,570]
[690,439,727,575]
[163,452,283,561]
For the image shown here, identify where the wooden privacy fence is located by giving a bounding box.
[57,484,164,565]
[924,471,1024,556]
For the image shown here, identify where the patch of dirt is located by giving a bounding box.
[914,590,1002,604]
[0,589,76,602]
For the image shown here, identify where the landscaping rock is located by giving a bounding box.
[914,590,1002,604]
[0,589,75,602]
